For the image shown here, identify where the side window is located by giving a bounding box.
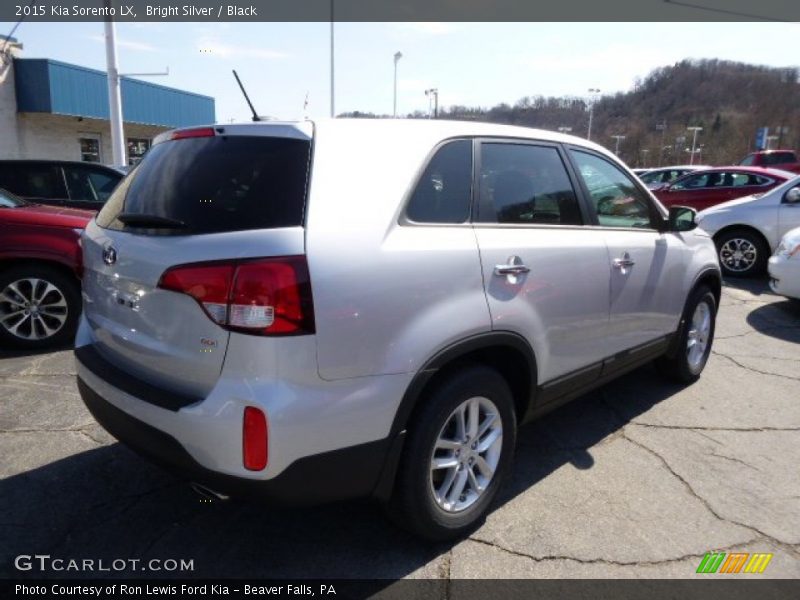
[478,143,582,225]
[569,150,655,229]
[671,173,707,190]
[15,165,68,199]
[64,167,119,203]
[406,140,472,224]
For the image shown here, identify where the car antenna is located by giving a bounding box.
[232,69,261,122]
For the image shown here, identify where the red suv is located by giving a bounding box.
[0,187,93,349]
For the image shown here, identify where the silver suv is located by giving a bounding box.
[75,119,721,540]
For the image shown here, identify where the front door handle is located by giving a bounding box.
[613,252,636,269]
[494,256,530,276]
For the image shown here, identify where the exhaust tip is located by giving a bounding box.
[191,482,230,502]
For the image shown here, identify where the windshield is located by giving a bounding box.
[0,188,28,208]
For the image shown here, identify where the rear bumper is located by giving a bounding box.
[77,375,393,504]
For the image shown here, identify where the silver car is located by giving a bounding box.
[696,176,800,277]
[75,119,721,540]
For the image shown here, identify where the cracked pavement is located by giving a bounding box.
[1,279,798,580]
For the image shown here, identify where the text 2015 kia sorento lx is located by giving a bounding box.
[75,120,721,540]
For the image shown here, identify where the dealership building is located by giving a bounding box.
[0,36,215,165]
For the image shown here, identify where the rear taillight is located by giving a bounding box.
[243,406,268,471]
[157,256,314,336]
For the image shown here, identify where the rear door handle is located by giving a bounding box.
[494,256,530,276]
[613,252,635,269]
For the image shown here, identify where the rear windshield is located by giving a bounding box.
[96,135,311,234]
[762,152,796,165]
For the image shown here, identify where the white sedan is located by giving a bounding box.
[769,226,800,300]
[695,177,800,277]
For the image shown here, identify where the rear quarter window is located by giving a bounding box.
[97,135,311,234]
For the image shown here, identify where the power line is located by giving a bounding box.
[1,0,34,55]
[662,0,789,22]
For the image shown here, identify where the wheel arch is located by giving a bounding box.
[374,332,537,501]
[0,256,81,281]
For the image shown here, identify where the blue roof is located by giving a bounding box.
[14,59,215,128]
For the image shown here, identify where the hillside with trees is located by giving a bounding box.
[342,59,800,167]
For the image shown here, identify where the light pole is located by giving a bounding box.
[425,88,439,118]
[611,134,625,155]
[104,1,126,166]
[687,126,703,165]
[640,148,649,168]
[586,88,600,141]
[393,51,403,117]
[330,0,334,118]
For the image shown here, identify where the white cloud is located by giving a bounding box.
[86,34,158,53]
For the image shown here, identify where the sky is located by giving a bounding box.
[1,21,799,123]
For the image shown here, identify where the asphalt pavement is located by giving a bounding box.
[1,279,798,581]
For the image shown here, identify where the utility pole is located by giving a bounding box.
[425,88,439,118]
[687,126,703,165]
[393,51,403,117]
[586,88,600,141]
[611,134,625,155]
[656,120,667,165]
[104,1,125,166]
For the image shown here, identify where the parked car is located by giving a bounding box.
[739,149,800,174]
[0,160,123,210]
[696,176,800,277]
[0,187,93,348]
[769,226,800,301]
[652,166,793,211]
[637,165,710,189]
[74,120,721,540]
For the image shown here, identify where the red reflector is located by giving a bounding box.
[171,127,216,140]
[243,407,268,471]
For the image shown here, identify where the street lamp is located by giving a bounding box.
[687,126,703,165]
[611,134,625,155]
[425,88,439,118]
[586,88,600,141]
[393,51,403,117]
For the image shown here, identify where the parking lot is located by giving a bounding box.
[1,278,798,581]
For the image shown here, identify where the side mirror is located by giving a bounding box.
[785,187,800,203]
[665,205,698,232]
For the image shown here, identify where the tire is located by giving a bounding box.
[0,264,81,350]
[655,286,716,384]
[715,229,769,278]
[386,364,517,541]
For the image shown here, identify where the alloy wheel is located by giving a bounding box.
[0,278,69,341]
[429,396,503,513]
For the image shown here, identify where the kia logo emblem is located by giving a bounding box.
[103,246,117,265]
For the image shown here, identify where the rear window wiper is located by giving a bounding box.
[116,213,187,229]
